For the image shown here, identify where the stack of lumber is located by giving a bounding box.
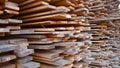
[8,39,40,68]
[88,0,120,68]
[15,0,92,68]
[0,39,40,68]
[0,0,21,36]
[0,0,20,67]
[0,0,19,18]
[0,0,40,68]
[107,27,120,68]
[88,0,111,68]
[106,0,120,17]
[0,40,18,68]
[105,0,120,68]
[0,0,119,68]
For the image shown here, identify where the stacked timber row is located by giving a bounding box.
[105,0,120,68]
[0,0,40,68]
[107,27,120,68]
[0,0,19,68]
[0,41,18,68]
[88,0,112,68]
[0,0,119,68]
[88,0,120,68]
[17,0,92,68]
[0,0,20,36]
[9,39,40,68]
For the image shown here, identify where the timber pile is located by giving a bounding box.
[105,0,120,67]
[88,0,109,68]
[107,27,120,68]
[0,0,19,68]
[0,41,18,68]
[0,0,19,18]
[8,39,40,68]
[88,0,120,68]
[0,0,40,68]
[0,0,119,68]
[0,0,21,36]
[16,0,92,68]
[88,0,110,67]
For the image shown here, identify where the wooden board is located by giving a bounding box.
[8,19,22,24]
[20,5,56,14]
[23,13,71,22]
[15,49,34,58]
[17,56,33,64]
[0,28,9,32]
[17,61,40,68]
[0,44,18,53]
[29,45,55,50]
[20,1,49,10]
[0,19,9,24]
[0,55,16,63]
[21,7,69,19]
